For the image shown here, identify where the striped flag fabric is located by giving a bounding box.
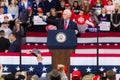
[0,32,120,79]
[0,51,120,79]
[26,32,120,43]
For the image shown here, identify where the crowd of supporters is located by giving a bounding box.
[0,0,120,80]
[0,0,120,33]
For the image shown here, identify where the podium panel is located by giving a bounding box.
[47,30,77,49]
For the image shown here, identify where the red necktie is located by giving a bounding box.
[64,21,67,30]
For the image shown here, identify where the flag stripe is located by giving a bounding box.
[21,44,120,54]
[26,32,120,37]
[22,57,51,65]
[26,32,120,43]
[75,49,120,54]
[71,57,120,65]
[0,52,20,56]
[71,54,120,57]
[0,56,19,64]
[26,37,120,43]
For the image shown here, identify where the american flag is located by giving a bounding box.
[26,32,120,44]
[0,32,120,79]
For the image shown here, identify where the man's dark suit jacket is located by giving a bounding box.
[8,40,21,52]
[46,18,79,33]
[0,37,10,52]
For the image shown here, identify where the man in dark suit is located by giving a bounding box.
[41,9,79,35]
[32,0,45,15]
[18,0,32,23]
[0,30,10,52]
[8,33,21,52]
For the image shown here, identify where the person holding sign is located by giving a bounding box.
[98,8,110,31]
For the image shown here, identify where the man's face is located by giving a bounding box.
[65,7,71,9]
[36,0,39,2]
[9,34,14,41]
[63,12,70,20]
[0,8,4,14]
[79,10,84,15]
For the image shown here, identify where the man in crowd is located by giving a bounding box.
[72,70,82,80]
[0,21,12,38]
[0,30,10,52]
[8,33,21,52]
[106,70,116,80]
[46,69,61,80]
[32,0,45,15]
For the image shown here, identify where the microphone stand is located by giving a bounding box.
[96,26,99,74]
[20,24,22,71]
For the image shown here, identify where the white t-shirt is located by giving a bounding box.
[0,26,12,38]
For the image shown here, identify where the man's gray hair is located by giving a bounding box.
[63,9,72,16]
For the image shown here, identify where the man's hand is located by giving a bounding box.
[37,54,43,63]
[46,25,57,31]
[57,64,64,70]
[75,30,78,35]
[38,13,43,18]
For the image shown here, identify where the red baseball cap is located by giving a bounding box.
[65,3,71,7]
[28,7,32,11]
[37,8,43,13]
[93,75,100,80]
[72,70,81,79]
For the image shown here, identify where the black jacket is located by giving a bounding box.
[0,37,10,52]
[46,18,79,32]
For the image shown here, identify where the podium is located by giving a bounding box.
[47,30,77,80]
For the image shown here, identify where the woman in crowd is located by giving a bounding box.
[92,0,103,16]
[98,8,110,22]
[0,6,4,15]
[72,1,81,15]
[104,0,114,14]
[58,0,65,11]
[81,0,90,15]
[89,9,100,27]
[8,0,19,19]
[75,9,88,33]
[3,0,9,6]
[110,3,120,32]
[0,0,8,13]
[57,0,65,17]
[75,8,95,33]
[98,7,110,31]
[12,20,24,39]
[26,7,33,28]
